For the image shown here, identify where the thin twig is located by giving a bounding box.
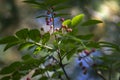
[57,50,70,80]
[108,64,112,80]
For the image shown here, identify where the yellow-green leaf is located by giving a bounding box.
[71,14,84,27]
[62,19,71,27]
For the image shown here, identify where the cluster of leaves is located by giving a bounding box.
[0,55,48,80]
[0,0,120,80]
[0,28,51,53]
[24,0,70,18]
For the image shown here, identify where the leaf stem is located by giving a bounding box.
[33,42,53,50]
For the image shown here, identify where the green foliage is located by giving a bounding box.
[71,14,84,27]
[18,42,34,50]
[0,55,47,80]
[42,32,50,44]
[62,14,84,27]
[1,76,10,80]
[0,61,21,74]
[81,19,103,26]
[117,22,120,26]
[16,28,29,40]
[29,29,41,42]
[62,19,71,27]
[0,36,18,44]
[0,0,120,80]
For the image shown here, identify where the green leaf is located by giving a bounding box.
[33,3,47,10]
[54,6,70,11]
[24,0,68,10]
[16,28,29,40]
[18,42,34,50]
[54,13,70,17]
[22,58,40,69]
[23,0,42,5]
[45,0,68,6]
[12,71,22,80]
[71,14,84,27]
[22,54,33,61]
[29,29,41,42]
[24,0,48,10]
[40,76,48,80]
[0,76,11,80]
[4,41,20,51]
[62,19,71,27]
[76,34,94,40]
[0,61,22,74]
[52,71,64,78]
[42,32,50,44]
[33,68,46,77]
[81,20,103,26]
[36,15,48,18]
[27,45,35,50]
[46,65,60,71]
[33,47,42,54]
[10,61,22,70]
[0,36,18,44]
[86,41,100,48]
[66,48,77,60]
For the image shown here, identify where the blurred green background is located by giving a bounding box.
[0,0,120,71]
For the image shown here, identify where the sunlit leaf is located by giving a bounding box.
[71,14,84,27]
[81,20,102,26]
[62,19,71,27]
[33,47,42,54]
